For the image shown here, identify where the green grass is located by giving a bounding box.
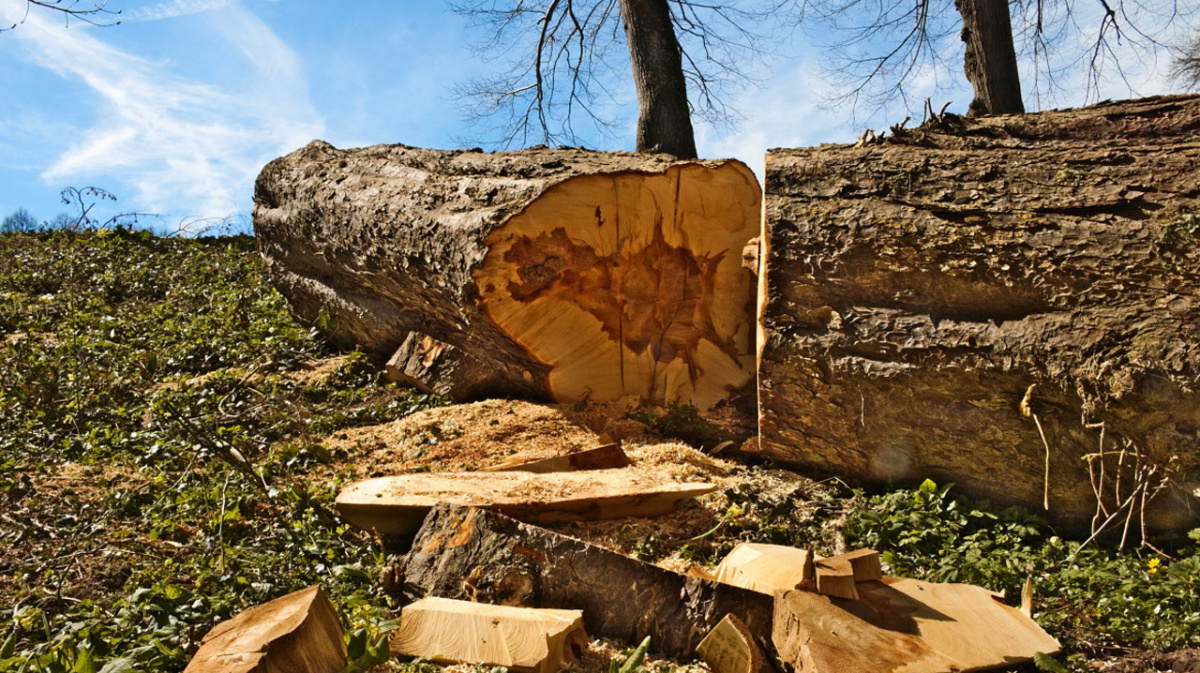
[0,229,1195,673]
[0,229,443,672]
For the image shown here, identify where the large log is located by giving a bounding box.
[757,95,1200,530]
[254,143,760,409]
[388,504,773,658]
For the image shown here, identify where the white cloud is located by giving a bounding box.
[7,2,322,218]
[121,0,238,23]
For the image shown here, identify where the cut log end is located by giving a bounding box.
[474,163,761,410]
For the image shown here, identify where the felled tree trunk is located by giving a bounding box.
[387,504,773,658]
[254,143,760,409]
[757,95,1200,531]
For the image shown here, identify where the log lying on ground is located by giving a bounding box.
[335,470,714,535]
[183,586,346,673]
[758,95,1200,529]
[773,577,1061,673]
[714,543,814,594]
[390,597,587,673]
[484,442,631,472]
[254,143,761,409]
[388,504,773,657]
[696,614,773,673]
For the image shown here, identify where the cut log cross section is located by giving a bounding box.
[255,145,761,410]
[474,164,759,409]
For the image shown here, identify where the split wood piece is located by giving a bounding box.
[772,577,1062,673]
[813,556,858,600]
[255,143,761,409]
[714,543,814,595]
[390,503,774,658]
[696,614,771,673]
[183,585,346,673]
[483,442,631,473]
[336,470,714,536]
[813,549,884,599]
[390,597,588,673]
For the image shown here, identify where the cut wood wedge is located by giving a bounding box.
[773,577,1062,673]
[484,443,631,473]
[390,597,587,673]
[697,614,771,673]
[336,470,715,535]
[714,543,814,595]
[183,585,346,673]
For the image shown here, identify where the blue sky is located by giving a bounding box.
[0,0,1194,232]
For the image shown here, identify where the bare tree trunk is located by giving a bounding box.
[619,0,698,158]
[955,0,1025,115]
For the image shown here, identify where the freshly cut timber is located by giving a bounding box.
[713,543,814,594]
[832,549,883,582]
[772,577,1061,673]
[390,597,588,673]
[758,95,1200,530]
[389,504,773,657]
[813,556,857,600]
[696,614,773,673]
[484,442,631,472]
[254,142,761,409]
[335,470,714,535]
[183,586,346,673]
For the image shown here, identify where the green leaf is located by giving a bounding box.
[0,631,17,660]
[97,658,139,673]
[72,649,98,673]
[918,479,937,494]
[1033,652,1069,673]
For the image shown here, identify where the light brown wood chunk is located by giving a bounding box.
[390,597,587,673]
[813,556,858,600]
[183,585,346,673]
[826,548,883,582]
[696,614,769,673]
[484,442,631,473]
[336,470,715,535]
[714,543,814,595]
[772,577,1062,673]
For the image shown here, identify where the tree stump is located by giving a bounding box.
[254,143,760,409]
[756,95,1200,530]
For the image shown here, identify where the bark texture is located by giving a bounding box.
[757,95,1200,531]
[254,142,759,407]
[619,0,698,158]
[387,504,773,658]
[956,0,1024,115]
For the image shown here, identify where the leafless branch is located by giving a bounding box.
[2,0,120,33]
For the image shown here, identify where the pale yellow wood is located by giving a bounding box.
[836,549,883,582]
[336,470,715,535]
[713,543,814,595]
[773,577,1062,673]
[183,586,346,673]
[390,597,588,673]
[696,614,768,673]
[472,163,760,410]
[1021,576,1034,618]
[483,443,631,473]
[814,556,858,600]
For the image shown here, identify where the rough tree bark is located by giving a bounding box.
[387,504,774,658]
[955,0,1025,115]
[619,0,699,158]
[254,142,760,408]
[756,95,1200,531]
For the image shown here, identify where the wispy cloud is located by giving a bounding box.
[7,2,322,218]
[121,0,237,23]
